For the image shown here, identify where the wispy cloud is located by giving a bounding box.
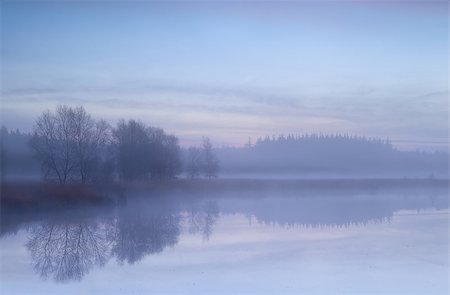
[1,83,448,150]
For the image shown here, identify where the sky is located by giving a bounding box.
[1,1,448,150]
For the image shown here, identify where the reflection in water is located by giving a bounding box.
[186,201,219,241]
[26,220,109,282]
[236,197,396,228]
[23,199,184,282]
[110,202,180,264]
[1,186,448,283]
[220,192,449,228]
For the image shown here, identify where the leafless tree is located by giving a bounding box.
[112,120,152,181]
[186,147,202,179]
[30,105,110,184]
[112,120,181,181]
[31,106,78,184]
[72,108,110,183]
[147,127,181,179]
[202,137,219,179]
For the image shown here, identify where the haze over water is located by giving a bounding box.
[1,1,448,294]
[1,184,448,294]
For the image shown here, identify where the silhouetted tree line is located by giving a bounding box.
[0,105,220,183]
[217,134,449,177]
[255,134,393,150]
[1,127,40,179]
[2,105,448,180]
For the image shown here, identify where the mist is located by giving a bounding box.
[1,1,449,294]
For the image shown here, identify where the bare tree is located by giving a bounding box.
[147,127,181,179]
[31,107,77,184]
[72,108,110,183]
[202,137,219,179]
[112,120,152,181]
[112,120,181,181]
[31,105,110,184]
[185,147,202,179]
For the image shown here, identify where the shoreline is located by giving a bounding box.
[1,178,448,209]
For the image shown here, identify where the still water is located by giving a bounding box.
[1,185,448,294]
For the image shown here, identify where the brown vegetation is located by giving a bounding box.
[1,182,112,212]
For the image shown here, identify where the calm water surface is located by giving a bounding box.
[1,186,448,294]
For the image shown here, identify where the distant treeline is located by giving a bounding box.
[1,127,40,178]
[1,105,449,182]
[217,134,449,177]
[1,105,219,183]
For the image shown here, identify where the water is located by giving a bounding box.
[1,185,448,294]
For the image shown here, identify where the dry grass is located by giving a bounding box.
[1,181,112,212]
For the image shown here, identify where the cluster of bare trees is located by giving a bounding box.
[113,119,181,180]
[30,105,219,184]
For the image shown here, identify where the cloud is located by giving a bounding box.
[1,82,448,150]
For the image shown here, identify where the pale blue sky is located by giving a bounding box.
[1,1,448,150]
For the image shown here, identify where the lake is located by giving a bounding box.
[1,181,448,294]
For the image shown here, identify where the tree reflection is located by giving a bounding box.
[110,203,180,264]
[240,194,449,228]
[23,198,184,281]
[10,187,448,283]
[26,219,109,282]
[187,201,219,241]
